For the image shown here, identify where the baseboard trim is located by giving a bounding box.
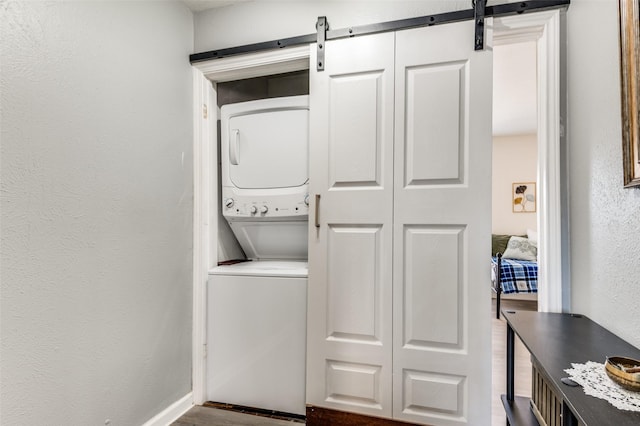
[142,392,193,426]
[306,406,421,426]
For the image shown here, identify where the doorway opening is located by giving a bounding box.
[491,39,539,310]
[490,9,566,425]
[490,37,539,426]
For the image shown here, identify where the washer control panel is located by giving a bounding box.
[222,191,309,219]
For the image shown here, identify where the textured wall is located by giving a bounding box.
[0,2,194,425]
[567,0,640,348]
[492,134,538,235]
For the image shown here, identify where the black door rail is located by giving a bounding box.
[189,0,570,68]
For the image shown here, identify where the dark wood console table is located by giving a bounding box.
[502,310,640,426]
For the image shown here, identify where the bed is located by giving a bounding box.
[491,233,538,319]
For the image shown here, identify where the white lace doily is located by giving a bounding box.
[564,361,640,412]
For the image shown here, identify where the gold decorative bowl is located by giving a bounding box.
[605,356,640,392]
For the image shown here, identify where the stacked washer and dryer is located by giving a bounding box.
[207,95,309,416]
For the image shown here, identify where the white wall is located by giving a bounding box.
[195,0,640,350]
[567,0,640,348]
[194,0,470,52]
[0,2,194,425]
[492,134,537,235]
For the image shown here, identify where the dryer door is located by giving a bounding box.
[227,108,308,189]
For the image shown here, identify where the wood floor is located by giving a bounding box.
[172,298,537,426]
[491,298,536,426]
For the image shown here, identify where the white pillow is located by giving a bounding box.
[527,228,538,245]
[503,236,537,261]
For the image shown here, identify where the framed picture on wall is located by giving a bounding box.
[512,182,536,213]
[619,0,640,187]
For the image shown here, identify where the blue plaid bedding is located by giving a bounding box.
[491,256,538,294]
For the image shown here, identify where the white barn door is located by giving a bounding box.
[393,21,493,425]
[307,20,492,425]
[306,32,395,418]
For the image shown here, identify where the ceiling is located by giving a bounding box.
[493,41,537,136]
[183,0,538,137]
[182,0,247,13]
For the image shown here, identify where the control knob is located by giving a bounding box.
[250,205,258,215]
[260,205,268,214]
[304,194,309,206]
[224,198,234,208]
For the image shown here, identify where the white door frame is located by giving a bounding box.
[494,9,565,314]
[190,10,565,404]
[191,45,311,405]
[192,69,216,405]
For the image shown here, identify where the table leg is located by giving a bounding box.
[506,323,515,402]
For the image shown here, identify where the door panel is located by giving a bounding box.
[326,360,383,409]
[403,226,463,349]
[405,62,466,184]
[329,72,384,187]
[307,32,394,418]
[327,225,382,343]
[402,370,466,417]
[393,21,493,425]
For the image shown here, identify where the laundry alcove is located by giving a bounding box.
[190,3,568,425]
